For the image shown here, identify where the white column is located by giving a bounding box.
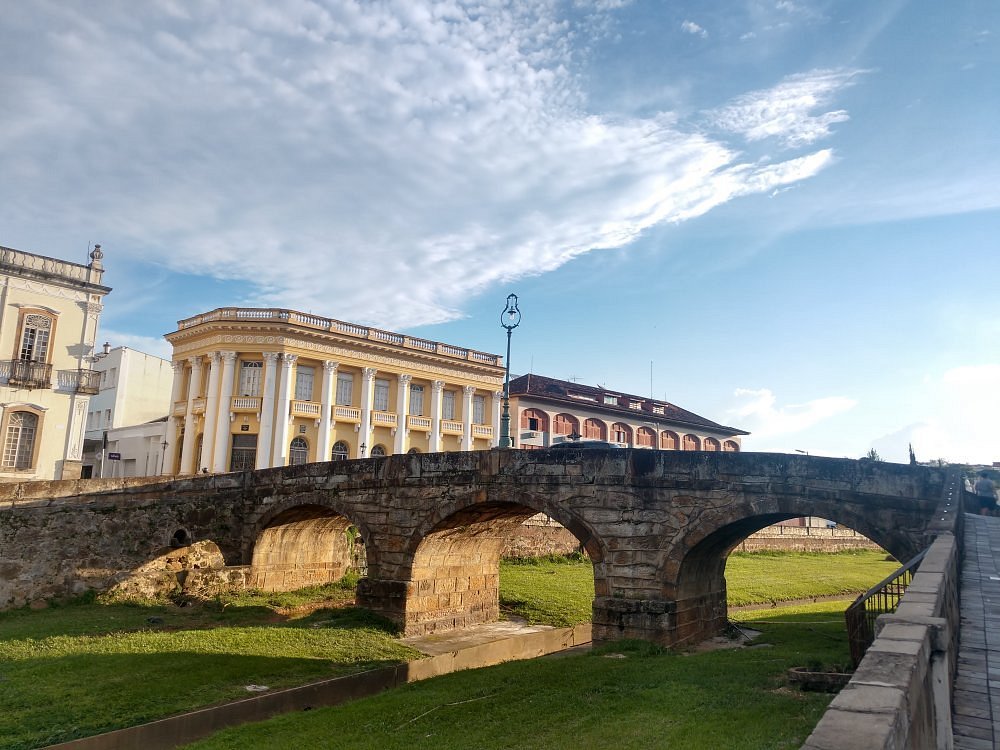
[358,367,376,457]
[394,373,412,455]
[429,380,444,453]
[318,360,338,463]
[211,352,237,472]
[179,357,203,474]
[161,361,186,475]
[492,390,503,448]
[257,353,280,469]
[271,354,297,467]
[461,385,475,451]
[201,353,222,470]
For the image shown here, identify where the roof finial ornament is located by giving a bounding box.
[89,244,104,267]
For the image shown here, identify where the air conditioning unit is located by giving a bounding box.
[521,431,539,440]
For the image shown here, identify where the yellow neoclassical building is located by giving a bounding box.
[163,308,505,474]
[0,244,110,480]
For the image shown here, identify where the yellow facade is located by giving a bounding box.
[0,245,110,480]
[164,308,505,473]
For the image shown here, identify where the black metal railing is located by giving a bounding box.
[845,547,927,667]
[6,359,53,389]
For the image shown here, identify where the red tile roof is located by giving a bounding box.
[508,373,748,436]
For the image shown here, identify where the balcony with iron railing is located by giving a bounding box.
[1,359,53,390]
[56,368,101,395]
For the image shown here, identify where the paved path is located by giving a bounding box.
[953,513,1000,749]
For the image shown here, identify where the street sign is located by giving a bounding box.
[107,452,121,461]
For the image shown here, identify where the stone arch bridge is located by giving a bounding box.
[0,450,948,646]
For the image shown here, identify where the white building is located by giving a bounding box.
[0,244,110,480]
[99,418,169,478]
[82,346,173,478]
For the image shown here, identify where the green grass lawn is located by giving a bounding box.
[500,549,898,625]
[184,601,853,750]
[0,551,897,749]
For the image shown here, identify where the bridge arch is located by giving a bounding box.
[245,496,375,593]
[390,491,607,636]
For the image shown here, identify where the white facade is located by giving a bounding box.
[83,346,173,478]
[101,419,168,478]
[0,244,110,480]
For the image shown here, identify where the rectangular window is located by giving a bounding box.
[374,378,390,412]
[473,394,485,424]
[336,372,353,406]
[442,390,456,420]
[629,401,641,410]
[108,368,118,387]
[294,365,314,401]
[104,409,112,427]
[603,395,617,405]
[230,434,257,472]
[238,361,263,396]
[410,384,424,416]
[527,417,540,431]
[652,406,664,415]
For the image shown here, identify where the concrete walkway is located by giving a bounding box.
[953,513,1000,749]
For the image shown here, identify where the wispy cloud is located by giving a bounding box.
[0,3,846,329]
[680,20,707,38]
[729,387,858,439]
[708,69,862,148]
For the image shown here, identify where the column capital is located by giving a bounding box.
[281,353,298,368]
[263,351,280,364]
[171,360,186,373]
[432,380,445,393]
[323,360,340,372]
[187,356,203,370]
[495,390,504,398]
[362,367,377,380]
[220,350,238,364]
[398,373,412,385]
[208,351,222,365]
[463,385,476,396]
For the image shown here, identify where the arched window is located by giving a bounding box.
[289,437,309,465]
[552,413,579,436]
[407,447,421,454]
[370,444,387,457]
[704,437,721,451]
[723,440,740,452]
[660,431,679,450]
[331,441,349,461]
[520,408,549,433]
[18,313,52,362]
[636,426,656,448]
[611,422,632,445]
[2,411,37,469]
[683,434,700,451]
[583,418,606,440]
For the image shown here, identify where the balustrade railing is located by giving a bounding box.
[56,368,101,394]
[291,400,321,417]
[230,396,261,411]
[472,424,493,437]
[334,405,361,421]
[372,411,397,427]
[407,415,432,430]
[845,548,927,667]
[441,419,463,434]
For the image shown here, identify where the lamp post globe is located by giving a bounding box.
[499,293,521,449]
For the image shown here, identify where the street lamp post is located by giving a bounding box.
[498,293,521,449]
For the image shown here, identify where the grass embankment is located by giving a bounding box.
[0,550,897,749]
[500,549,898,625]
[0,581,419,750]
[184,601,851,750]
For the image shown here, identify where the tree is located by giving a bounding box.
[865,448,883,462]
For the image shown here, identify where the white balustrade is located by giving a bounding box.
[407,415,432,430]
[231,396,262,411]
[372,411,397,427]
[291,400,322,417]
[334,405,361,421]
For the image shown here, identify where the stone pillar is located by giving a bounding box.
[492,390,503,448]
[358,367,376,457]
[429,380,444,453]
[257,353,280,469]
[271,354,297,467]
[201,353,222,471]
[162,361,186,475]
[179,357,203,475]
[211,352,237,472]
[393,373,412,454]
[461,385,475,451]
[318,360,338,463]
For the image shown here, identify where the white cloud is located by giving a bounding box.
[680,20,707,38]
[872,365,1000,464]
[729,387,858,440]
[0,3,847,329]
[708,69,862,148]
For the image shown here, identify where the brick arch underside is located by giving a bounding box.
[249,504,364,593]
[668,499,927,647]
[400,500,604,637]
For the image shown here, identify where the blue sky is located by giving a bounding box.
[2,1,997,463]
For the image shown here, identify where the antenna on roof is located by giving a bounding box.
[650,361,653,399]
